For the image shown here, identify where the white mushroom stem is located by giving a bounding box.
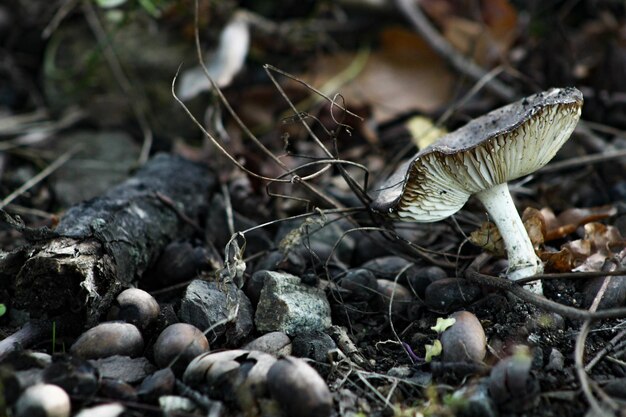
[474,183,543,294]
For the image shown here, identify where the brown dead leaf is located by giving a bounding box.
[540,239,592,272]
[469,221,505,257]
[470,210,544,256]
[522,207,546,248]
[542,205,617,241]
[301,27,454,123]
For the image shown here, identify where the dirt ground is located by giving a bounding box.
[1,1,626,416]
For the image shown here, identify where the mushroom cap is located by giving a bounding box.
[371,87,583,222]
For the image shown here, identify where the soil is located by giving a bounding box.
[1,1,626,416]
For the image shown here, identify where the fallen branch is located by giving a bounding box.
[2,154,215,328]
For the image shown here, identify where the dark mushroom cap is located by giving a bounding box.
[371,87,583,221]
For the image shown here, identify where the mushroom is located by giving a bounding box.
[371,87,583,293]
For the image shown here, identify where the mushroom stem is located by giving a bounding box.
[474,183,543,294]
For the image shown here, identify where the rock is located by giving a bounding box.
[488,347,539,410]
[153,323,209,376]
[2,368,44,404]
[89,356,155,384]
[42,355,99,399]
[137,368,175,404]
[545,348,564,372]
[74,403,125,417]
[179,279,254,345]
[99,378,137,402]
[14,384,71,417]
[70,322,144,359]
[360,256,413,281]
[183,349,277,415]
[107,288,160,330]
[376,280,414,315]
[243,332,292,356]
[254,251,307,277]
[255,272,332,335]
[452,381,498,417]
[292,331,337,363]
[424,278,482,313]
[583,275,626,309]
[339,269,378,300]
[145,241,214,289]
[440,311,486,363]
[406,266,448,298]
[159,396,198,415]
[267,356,333,417]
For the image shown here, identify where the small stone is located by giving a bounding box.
[361,256,412,281]
[440,311,487,363]
[452,381,498,417]
[153,323,209,376]
[107,288,160,330]
[292,331,336,363]
[90,356,155,384]
[406,266,448,298]
[99,378,137,402]
[70,322,144,359]
[159,396,198,414]
[545,348,564,372]
[583,275,626,309]
[179,279,253,345]
[146,241,213,288]
[137,368,175,404]
[255,272,331,336]
[376,280,413,315]
[339,269,378,300]
[243,332,292,356]
[267,356,333,417]
[424,278,482,313]
[74,403,125,417]
[14,384,71,417]
[42,356,99,399]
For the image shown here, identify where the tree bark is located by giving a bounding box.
[5,153,215,328]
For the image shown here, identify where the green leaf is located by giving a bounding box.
[424,340,442,363]
[0,304,6,317]
[431,317,456,334]
[95,0,128,8]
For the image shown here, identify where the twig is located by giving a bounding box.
[465,254,626,321]
[538,148,626,174]
[585,329,626,372]
[394,0,516,101]
[0,146,80,210]
[574,273,614,416]
[0,320,51,361]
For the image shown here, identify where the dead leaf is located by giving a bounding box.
[469,221,505,256]
[302,27,455,123]
[543,205,617,241]
[406,116,447,149]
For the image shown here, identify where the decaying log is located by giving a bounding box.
[4,153,215,328]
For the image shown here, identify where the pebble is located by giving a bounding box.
[153,323,209,375]
[267,356,333,417]
[243,331,292,356]
[14,384,71,417]
[376,279,414,315]
[292,331,337,363]
[440,311,486,363]
[406,266,448,298]
[146,241,213,288]
[255,271,331,335]
[70,322,144,359]
[137,368,175,403]
[339,269,379,300]
[90,355,155,384]
[424,278,482,313]
[583,275,626,309]
[107,288,160,330]
[42,355,99,399]
[99,378,137,402]
[545,348,564,372]
[74,403,125,417]
[179,279,253,345]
